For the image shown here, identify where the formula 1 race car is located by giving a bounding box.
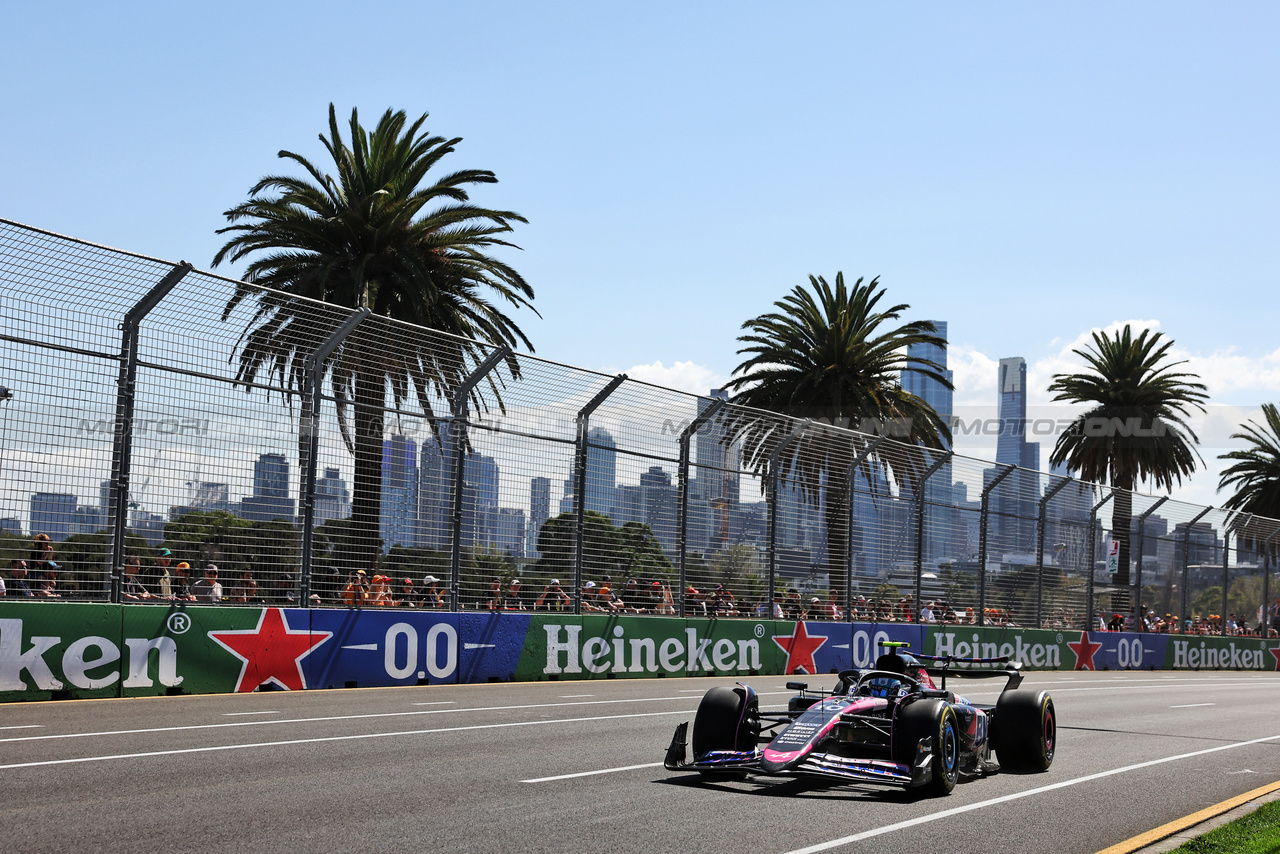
[663,642,1055,796]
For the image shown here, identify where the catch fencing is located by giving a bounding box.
[2,217,1278,635]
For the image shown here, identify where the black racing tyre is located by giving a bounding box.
[893,699,959,796]
[692,686,756,779]
[992,690,1056,772]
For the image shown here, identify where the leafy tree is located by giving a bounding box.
[709,543,764,603]
[213,104,535,572]
[535,511,622,578]
[1048,326,1207,608]
[616,520,674,581]
[722,273,952,602]
[1218,403,1280,561]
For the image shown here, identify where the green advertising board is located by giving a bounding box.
[516,615,784,679]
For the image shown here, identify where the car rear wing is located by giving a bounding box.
[914,651,1024,692]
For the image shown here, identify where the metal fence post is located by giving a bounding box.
[766,422,808,612]
[1131,496,1169,631]
[913,454,948,623]
[1222,514,1250,637]
[299,308,370,604]
[1035,475,1071,629]
[1087,489,1117,631]
[447,346,512,612]
[843,435,885,620]
[1262,527,1280,635]
[676,396,725,617]
[106,262,191,603]
[1180,506,1212,628]
[572,374,626,615]
[976,464,1015,627]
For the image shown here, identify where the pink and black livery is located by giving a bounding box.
[663,641,1055,796]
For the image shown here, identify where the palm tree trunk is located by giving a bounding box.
[1111,487,1133,613]
[342,366,385,572]
[825,493,848,614]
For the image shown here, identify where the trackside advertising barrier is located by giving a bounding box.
[1,602,1277,702]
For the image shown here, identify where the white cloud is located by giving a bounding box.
[619,360,725,397]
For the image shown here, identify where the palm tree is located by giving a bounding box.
[213,104,536,571]
[1218,403,1280,563]
[722,273,952,603]
[1048,325,1207,605]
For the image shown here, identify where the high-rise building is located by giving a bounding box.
[254,453,289,498]
[694,388,741,551]
[380,435,418,551]
[29,492,77,541]
[991,357,1040,557]
[901,321,954,446]
[417,435,451,549]
[585,427,617,519]
[640,466,678,557]
[529,477,551,558]
[242,452,296,522]
[485,506,527,558]
[315,467,351,526]
[460,453,499,547]
[900,321,960,563]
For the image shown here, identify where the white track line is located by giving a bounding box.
[522,762,664,783]
[780,733,1280,854]
[1171,703,1216,708]
[0,696,700,744]
[0,725,44,731]
[0,710,690,771]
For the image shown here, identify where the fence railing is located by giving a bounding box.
[2,217,1278,636]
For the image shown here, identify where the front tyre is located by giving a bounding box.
[894,699,959,795]
[993,690,1056,772]
[692,686,757,779]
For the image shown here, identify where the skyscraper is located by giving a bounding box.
[694,388,741,551]
[529,476,551,558]
[380,435,418,551]
[460,453,499,547]
[900,321,959,562]
[315,467,351,526]
[991,357,1039,557]
[242,452,296,522]
[253,453,289,498]
[584,427,617,518]
[901,322,954,446]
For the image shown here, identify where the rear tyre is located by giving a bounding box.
[692,686,757,779]
[893,699,959,795]
[992,690,1055,772]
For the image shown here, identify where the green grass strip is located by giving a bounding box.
[1168,799,1280,854]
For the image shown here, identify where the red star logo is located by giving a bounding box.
[1067,631,1104,671]
[209,608,332,692]
[773,621,828,675]
[1269,647,1280,671]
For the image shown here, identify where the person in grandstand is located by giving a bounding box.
[421,575,445,608]
[171,562,196,601]
[504,578,528,610]
[396,578,420,607]
[121,557,153,601]
[535,579,570,611]
[485,577,505,610]
[6,560,33,596]
[150,548,175,597]
[192,564,223,604]
[342,569,370,607]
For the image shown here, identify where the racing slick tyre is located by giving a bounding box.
[692,686,757,779]
[992,690,1055,772]
[893,699,959,796]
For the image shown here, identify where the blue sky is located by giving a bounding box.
[3,1,1278,508]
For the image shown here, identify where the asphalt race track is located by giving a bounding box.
[3,671,1279,854]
